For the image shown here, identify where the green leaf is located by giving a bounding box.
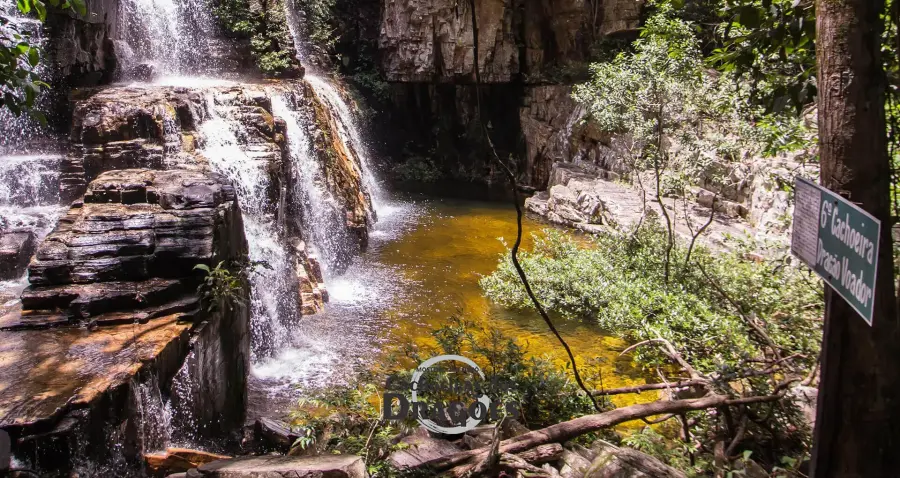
[33,0,47,21]
[27,47,39,67]
[30,110,47,126]
[194,263,211,273]
[17,0,30,15]
[71,0,87,16]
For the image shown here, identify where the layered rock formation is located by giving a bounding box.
[337,0,644,187]
[0,168,251,473]
[61,81,375,311]
[378,0,642,82]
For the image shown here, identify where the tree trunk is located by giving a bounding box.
[812,0,900,475]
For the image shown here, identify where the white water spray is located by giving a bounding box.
[117,0,220,79]
[305,76,384,211]
[199,93,298,357]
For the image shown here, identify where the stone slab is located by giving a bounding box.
[196,455,366,478]
[0,313,192,428]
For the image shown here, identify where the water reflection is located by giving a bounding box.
[249,197,648,420]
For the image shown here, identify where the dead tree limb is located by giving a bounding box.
[466,0,602,410]
[419,393,784,474]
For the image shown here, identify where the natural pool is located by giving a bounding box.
[249,196,649,422]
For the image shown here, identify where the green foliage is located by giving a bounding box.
[481,225,821,376]
[193,260,267,312]
[481,224,819,472]
[573,10,814,202]
[303,0,337,50]
[394,318,613,430]
[289,321,617,475]
[574,12,767,194]
[1,0,83,117]
[213,0,297,76]
[622,427,699,471]
[392,155,443,183]
[708,0,816,114]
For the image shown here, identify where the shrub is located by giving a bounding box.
[480,224,821,376]
[480,223,821,473]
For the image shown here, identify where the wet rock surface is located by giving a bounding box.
[6,168,243,330]
[191,455,367,478]
[60,80,377,313]
[0,231,36,280]
[0,168,251,473]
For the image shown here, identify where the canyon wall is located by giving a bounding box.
[333,0,642,187]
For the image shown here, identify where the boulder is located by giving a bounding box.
[387,431,462,469]
[0,231,36,280]
[145,448,231,477]
[254,417,304,452]
[0,166,251,474]
[8,168,245,330]
[193,455,366,478]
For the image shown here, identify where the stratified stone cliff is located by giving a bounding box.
[334,0,643,187]
[0,168,251,473]
[378,0,641,82]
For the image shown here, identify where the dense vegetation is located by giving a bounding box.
[288,319,613,477]
[212,0,299,75]
[481,225,821,474]
[1,0,83,119]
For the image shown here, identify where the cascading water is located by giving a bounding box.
[271,93,360,274]
[0,154,65,298]
[199,93,300,357]
[117,0,221,80]
[304,76,384,213]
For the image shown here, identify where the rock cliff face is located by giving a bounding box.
[339,0,643,187]
[61,81,372,309]
[47,0,119,87]
[0,168,250,473]
[378,0,642,82]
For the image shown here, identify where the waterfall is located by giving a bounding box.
[305,76,383,212]
[0,2,54,153]
[199,92,298,357]
[270,93,356,274]
[117,0,221,80]
[133,375,175,454]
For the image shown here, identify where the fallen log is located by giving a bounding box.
[420,393,783,474]
[514,443,563,465]
[447,442,564,477]
[591,379,704,396]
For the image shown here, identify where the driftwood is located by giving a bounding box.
[515,443,564,465]
[418,394,783,474]
[585,440,686,478]
[449,445,564,478]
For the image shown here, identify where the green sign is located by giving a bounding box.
[791,177,881,325]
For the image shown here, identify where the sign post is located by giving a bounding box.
[791,177,881,325]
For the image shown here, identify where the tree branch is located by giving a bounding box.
[418,393,785,473]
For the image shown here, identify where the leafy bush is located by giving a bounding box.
[481,223,820,473]
[392,156,443,183]
[1,0,84,118]
[194,260,271,312]
[289,320,615,476]
[481,225,821,376]
[213,0,298,76]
